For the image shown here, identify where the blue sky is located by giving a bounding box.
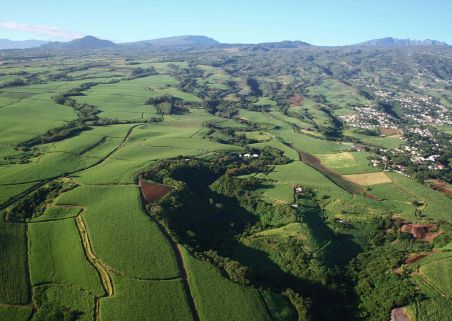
[1,0,451,45]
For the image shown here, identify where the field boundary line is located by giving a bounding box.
[0,303,32,308]
[74,214,114,321]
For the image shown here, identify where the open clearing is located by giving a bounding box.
[344,172,392,186]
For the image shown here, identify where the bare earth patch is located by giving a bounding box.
[139,179,172,203]
[391,307,409,321]
[405,250,440,265]
[344,172,392,186]
[400,223,443,241]
[427,179,452,197]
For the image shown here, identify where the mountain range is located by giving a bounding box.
[358,37,448,47]
[0,35,448,50]
[0,38,50,49]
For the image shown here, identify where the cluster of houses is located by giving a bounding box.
[238,153,259,158]
[375,89,451,126]
[339,106,399,129]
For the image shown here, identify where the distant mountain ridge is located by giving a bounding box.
[0,35,449,51]
[357,37,448,47]
[42,36,117,49]
[123,35,219,48]
[0,39,50,49]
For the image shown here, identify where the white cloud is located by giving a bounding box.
[0,21,84,40]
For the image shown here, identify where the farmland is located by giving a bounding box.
[0,41,451,321]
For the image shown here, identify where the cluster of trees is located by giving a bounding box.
[143,149,294,250]
[47,62,110,81]
[20,120,89,149]
[145,94,188,115]
[347,239,430,321]
[129,66,157,79]
[202,250,254,285]
[33,286,80,321]
[0,78,26,88]
[5,180,77,222]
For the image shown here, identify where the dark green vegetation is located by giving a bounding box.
[0,43,450,321]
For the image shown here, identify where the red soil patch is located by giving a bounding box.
[139,179,172,203]
[428,179,452,197]
[405,253,430,265]
[400,223,443,241]
[391,307,409,321]
[405,249,440,265]
[289,95,305,106]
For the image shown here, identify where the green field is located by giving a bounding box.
[317,151,380,174]
[100,275,193,321]
[182,248,273,321]
[0,306,33,321]
[387,172,452,222]
[56,185,180,279]
[28,219,104,295]
[0,215,29,304]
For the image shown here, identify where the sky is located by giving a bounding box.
[0,0,451,45]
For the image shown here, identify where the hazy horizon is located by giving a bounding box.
[0,0,451,46]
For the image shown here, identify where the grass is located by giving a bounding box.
[100,275,193,321]
[386,172,452,222]
[413,296,452,321]
[419,256,452,297]
[257,182,294,204]
[28,219,104,296]
[265,161,350,199]
[317,152,356,168]
[0,94,76,145]
[306,79,370,108]
[56,185,180,279]
[259,290,296,321]
[0,214,29,304]
[30,206,82,222]
[281,131,350,154]
[344,129,403,149]
[73,159,147,185]
[181,248,272,321]
[0,306,32,321]
[0,152,97,184]
[411,253,452,321]
[369,183,415,202]
[0,183,36,206]
[343,172,392,186]
[317,151,379,175]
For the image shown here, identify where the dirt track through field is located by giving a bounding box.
[75,214,114,321]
